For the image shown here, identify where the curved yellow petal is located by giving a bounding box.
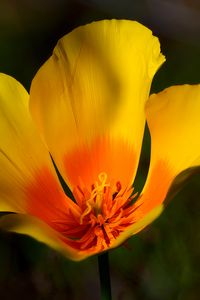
[133,84,200,220]
[147,84,200,172]
[0,73,60,213]
[30,19,165,189]
[0,213,89,261]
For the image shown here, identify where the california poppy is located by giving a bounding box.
[0,20,199,261]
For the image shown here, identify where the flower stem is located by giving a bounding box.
[98,252,112,300]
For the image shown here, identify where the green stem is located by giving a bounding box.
[98,252,112,300]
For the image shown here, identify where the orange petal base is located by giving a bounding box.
[64,137,137,190]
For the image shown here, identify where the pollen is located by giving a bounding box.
[54,173,138,255]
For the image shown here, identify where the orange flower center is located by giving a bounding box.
[58,173,138,254]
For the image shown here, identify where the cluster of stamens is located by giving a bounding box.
[55,173,138,254]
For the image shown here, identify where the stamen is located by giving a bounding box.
[116,181,121,192]
[79,201,92,224]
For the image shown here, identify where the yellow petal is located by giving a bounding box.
[30,19,165,189]
[0,73,59,213]
[134,84,200,219]
[0,213,89,261]
[146,84,200,173]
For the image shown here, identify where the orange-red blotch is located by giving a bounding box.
[64,137,137,190]
[25,167,79,232]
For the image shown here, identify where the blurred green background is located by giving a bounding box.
[0,0,200,299]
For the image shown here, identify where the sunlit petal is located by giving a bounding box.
[30,20,165,189]
[133,84,200,220]
[0,73,60,213]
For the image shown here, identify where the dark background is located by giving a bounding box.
[0,0,200,299]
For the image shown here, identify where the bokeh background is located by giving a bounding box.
[0,0,200,299]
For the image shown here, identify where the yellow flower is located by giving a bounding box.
[0,20,199,261]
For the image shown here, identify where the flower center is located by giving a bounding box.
[59,173,138,254]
